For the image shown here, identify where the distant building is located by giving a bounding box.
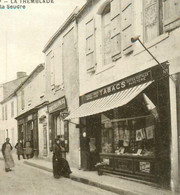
[0,72,27,148]
[42,7,80,168]
[15,64,46,157]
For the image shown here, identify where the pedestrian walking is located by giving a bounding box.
[1,138,15,172]
[52,138,72,179]
[15,140,25,160]
[24,141,33,159]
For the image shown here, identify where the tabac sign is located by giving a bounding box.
[81,70,152,104]
[48,97,66,114]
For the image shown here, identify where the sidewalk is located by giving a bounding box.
[0,153,178,195]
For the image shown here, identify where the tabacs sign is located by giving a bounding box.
[81,70,152,103]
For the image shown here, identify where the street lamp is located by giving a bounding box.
[131,35,175,83]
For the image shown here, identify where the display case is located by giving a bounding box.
[99,115,158,182]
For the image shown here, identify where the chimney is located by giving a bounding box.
[17,72,27,79]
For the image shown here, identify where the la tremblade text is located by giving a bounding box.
[0,0,54,9]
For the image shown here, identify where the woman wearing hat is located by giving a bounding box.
[52,137,72,178]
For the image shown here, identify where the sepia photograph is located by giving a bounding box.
[0,0,180,194]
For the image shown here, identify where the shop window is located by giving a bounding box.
[101,115,155,157]
[143,0,163,42]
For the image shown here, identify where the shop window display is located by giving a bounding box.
[101,115,155,157]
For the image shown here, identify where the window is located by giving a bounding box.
[101,115,155,157]
[50,55,55,88]
[54,46,63,87]
[102,4,112,65]
[21,90,25,110]
[11,101,14,117]
[143,0,162,42]
[5,104,7,120]
[86,18,96,72]
[2,107,4,120]
[163,0,180,32]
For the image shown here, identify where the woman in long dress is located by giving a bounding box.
[2,138,15,172]
[52,138,72,178]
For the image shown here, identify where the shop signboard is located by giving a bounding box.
[81,70,152,104]
[48,97,66,113]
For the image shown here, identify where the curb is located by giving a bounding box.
[23,161,139,195]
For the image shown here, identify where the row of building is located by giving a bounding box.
[1,0,180,192]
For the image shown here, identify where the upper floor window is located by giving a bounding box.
[102,4,112,66]
[2,106,4,121]
[143,0,163,42]
[11,101,14,118]
[21,90,25,110]
[49,50,63,90]
[5,104,7,120]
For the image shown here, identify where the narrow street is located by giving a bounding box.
[0,160,116,195]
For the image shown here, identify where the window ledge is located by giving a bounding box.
[134,33,169,56]
[96,63,114,75]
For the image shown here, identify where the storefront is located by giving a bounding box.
[66,64,171,185]
[16,110,39,157]
[48,97,69,152]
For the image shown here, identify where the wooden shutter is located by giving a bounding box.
[121,0,133,54]
[21,90,25,110]
[50,55,55,87]
[164,0,180,32]
[2,107,4,120]
[111,0,121,60]
[143,0,159,42]
[86,19,95,72]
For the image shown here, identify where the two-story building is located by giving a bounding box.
[42,7,80,168]
[66,0,180,191]
[0,72,27,148]
[15,64,47,158]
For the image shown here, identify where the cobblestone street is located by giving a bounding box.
[0,160,116,195]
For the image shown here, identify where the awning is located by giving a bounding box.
[66,81,153,120]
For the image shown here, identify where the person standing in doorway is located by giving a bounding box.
[15,140,25,160]
[1,138,15,172]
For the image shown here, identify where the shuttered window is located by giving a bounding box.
[143,0,160,42]
[121,0,133,54]
[11,101,14,118]
[54,46,63,87]
[2,106,4,120]
[5,104,7,120]
[50,55,55,88]
[111,0,122,60]
[21,90,25,110]
[102,5,112,65]
[163,0,180,32]
[86,19,96,71]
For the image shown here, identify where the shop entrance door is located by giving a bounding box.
[83,115,101,171]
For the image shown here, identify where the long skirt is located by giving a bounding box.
[4,151,15,169]
[52,155,72,178]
